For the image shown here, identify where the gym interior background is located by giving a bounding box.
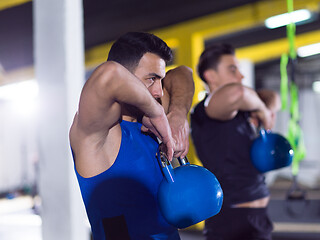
[0,0,320,239]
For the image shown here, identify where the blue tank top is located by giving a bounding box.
[74,120,179,240]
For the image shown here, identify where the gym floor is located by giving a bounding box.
[0,195,204,240]
[0,177,319,240]
[0,196,41,240]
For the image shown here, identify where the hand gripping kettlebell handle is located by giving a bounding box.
[157,144,189,183]
[157,143,189,165]
[157,145,175,183]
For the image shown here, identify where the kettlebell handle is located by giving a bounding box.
[157,145,189,183]
[259,128,267,141]
[255,117,273,139]
[256,120,270,142]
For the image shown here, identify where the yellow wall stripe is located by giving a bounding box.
[0,0,31,11]
[236,30,320,63]
[85,0,320,68]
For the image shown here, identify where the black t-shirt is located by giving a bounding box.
[190,98,269,207]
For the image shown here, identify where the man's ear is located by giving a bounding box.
[203,69,217,87]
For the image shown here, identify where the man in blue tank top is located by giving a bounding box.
[69,32,194,239]
[191,44,280,240]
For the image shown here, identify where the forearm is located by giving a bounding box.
[238,86,273,129]
[161,66,194,158]
[206,83,267,120]
[101,61,174,159]
[256,89,281,112]
[238,86,268,112]
[162,66,194,116]
[105,61,163,118]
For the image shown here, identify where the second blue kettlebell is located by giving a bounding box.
[250,128,294,173]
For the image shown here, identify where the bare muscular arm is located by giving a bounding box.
[205,83,273,129]
[161,66,194,158]
[77,61,167,132]
[69,61,174,176]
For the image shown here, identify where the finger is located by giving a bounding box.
[172,138,188,159]
[265,122,272,131]
[181,137,189,159]
[142,124,162,140]
[263,121,271,131]
[173,150,183,158]
[172,136,184,158]
[167,146,174,162]
[141,125,149,132]
[163,137,174,162]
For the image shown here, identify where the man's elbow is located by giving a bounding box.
[224,83,246,105]
[178,65,193,74]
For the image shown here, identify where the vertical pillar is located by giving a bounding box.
[239,59,255,88]
[33,0,88,239]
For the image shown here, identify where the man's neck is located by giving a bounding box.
[122,115,137,122]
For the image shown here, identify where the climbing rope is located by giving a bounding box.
[280,0,306,178]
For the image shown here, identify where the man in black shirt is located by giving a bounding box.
[191,44,280,240]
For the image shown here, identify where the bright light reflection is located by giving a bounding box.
[265,9,312,29]
[0,80,39,116]
[0,214,42,226]
[0,196,41,226]
[0,80,39,101]
[12,98,38,116]
[297,42,320,58]
[0,196,33,214]
[312,81,320,94]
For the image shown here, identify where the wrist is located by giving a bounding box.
[167,106,188,118]
[147,101,165,119]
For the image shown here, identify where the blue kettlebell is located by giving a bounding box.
[250,128,294,173]
[157,148,223,229]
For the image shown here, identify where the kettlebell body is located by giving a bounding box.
[250,129,294,173]
[157,152,223,229]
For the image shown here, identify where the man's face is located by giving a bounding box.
[134,52,166,100]
[214,54,244,88]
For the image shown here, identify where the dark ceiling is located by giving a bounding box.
[0,0,319,74]
[0,0,258,72]
[82,0,258,48]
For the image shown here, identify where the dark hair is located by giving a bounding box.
[197,43,235,83]
[107,32,173,72]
